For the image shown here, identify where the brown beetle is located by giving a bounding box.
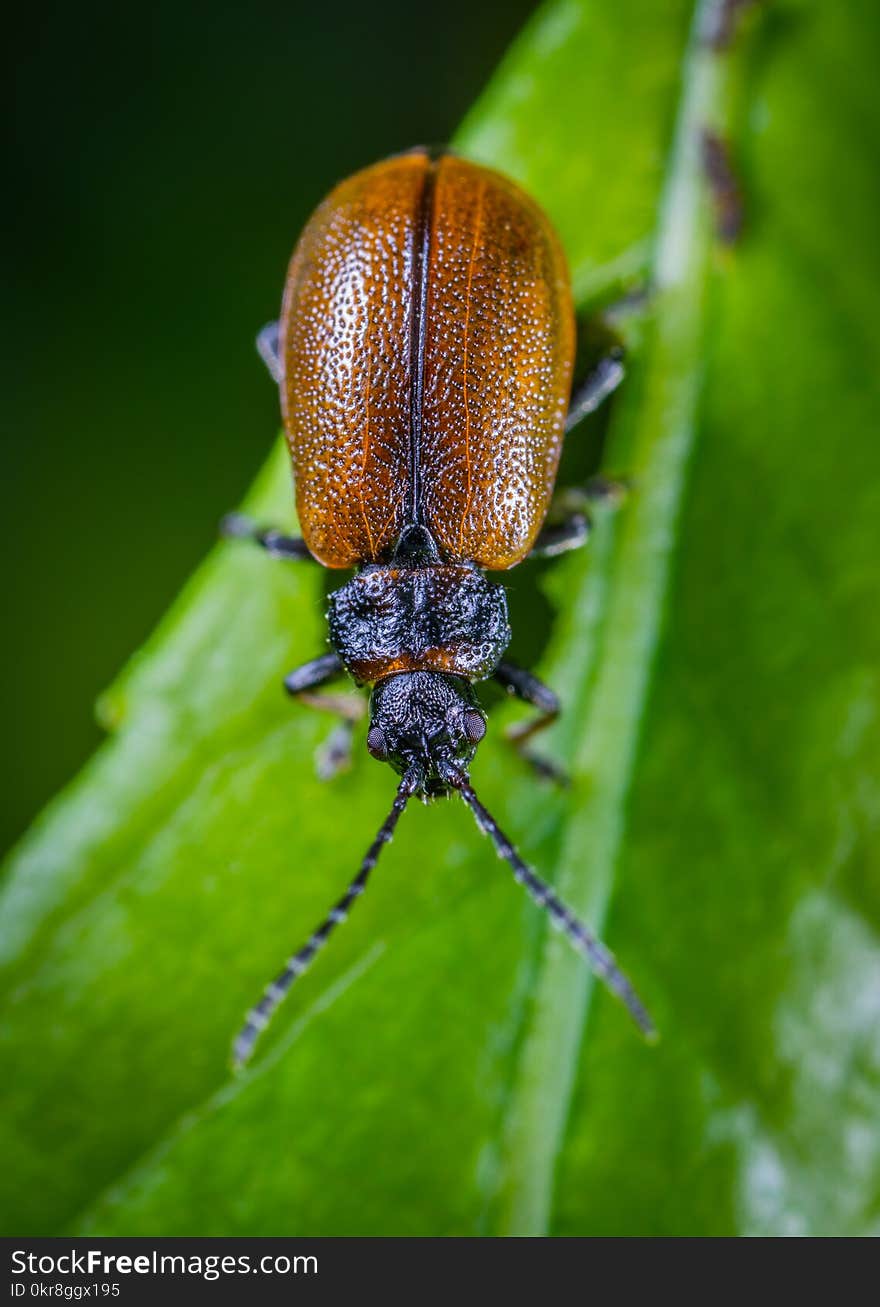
[224,148,652,1065]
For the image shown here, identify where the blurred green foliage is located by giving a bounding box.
[2,0,879,1236]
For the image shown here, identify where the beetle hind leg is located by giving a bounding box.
[284,653,366,780]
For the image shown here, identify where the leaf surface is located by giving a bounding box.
[2,0,879,1237]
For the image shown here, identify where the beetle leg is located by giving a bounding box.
[494,660,567,786]
[284,653,366,780]
[221,512,313,562]
[256,320,282,384]
[565,350,625,433]
[528,513,590,559]
[529,477,628,560]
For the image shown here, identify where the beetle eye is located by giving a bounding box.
[367,725,389,760]
[463,711,487,744]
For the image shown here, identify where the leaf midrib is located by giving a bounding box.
[492,0,746,1236]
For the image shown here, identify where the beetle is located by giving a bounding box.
[224,147,654,1065]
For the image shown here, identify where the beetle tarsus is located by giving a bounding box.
[495,660,568,786]
[284,655,365,781]
[516,748,571,788]
[315,720,356,781]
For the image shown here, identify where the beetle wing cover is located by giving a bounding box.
[281,155,422,568]
[281,151,574,570]
[421,157,574,569]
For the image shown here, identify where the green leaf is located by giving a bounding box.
[3,0,879,1237]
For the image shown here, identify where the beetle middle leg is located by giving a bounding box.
[530,341,628,560]
[221,512,313,562]
[284,653,366,780]
[528,477,628,560]
[565,350,625,433]
[494,659,567,786]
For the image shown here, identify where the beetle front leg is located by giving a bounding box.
[284,653,366,780]
[494,660,567,786]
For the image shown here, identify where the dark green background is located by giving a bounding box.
[4,0,537,852]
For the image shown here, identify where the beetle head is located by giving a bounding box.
[366,671,487,795]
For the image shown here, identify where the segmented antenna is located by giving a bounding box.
[440,763,656,1039]
[233,767,420,1067]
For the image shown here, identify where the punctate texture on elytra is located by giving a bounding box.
[281,149,575,570]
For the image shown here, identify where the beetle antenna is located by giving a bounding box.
[440,764,656,1040]
[233,765,422,1068]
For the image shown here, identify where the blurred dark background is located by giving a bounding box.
[3,0,538,852]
